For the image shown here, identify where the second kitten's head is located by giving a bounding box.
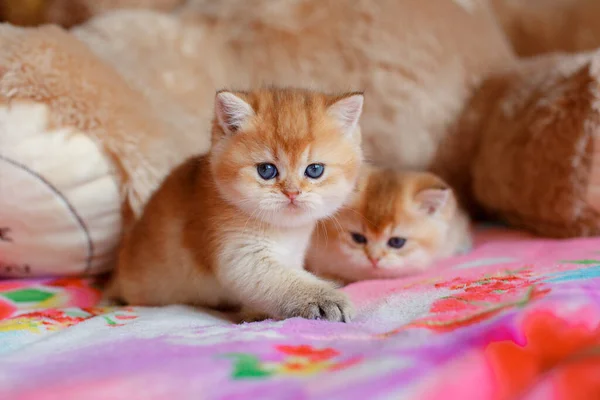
[210,88,364,228]
[322,167,457,279]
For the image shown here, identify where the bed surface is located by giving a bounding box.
[1,226,599,399]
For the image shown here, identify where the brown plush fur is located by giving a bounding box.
[492,0,600,57]
[307,166,471,283]
[73,0,514,172]
[468,53,600,237]
[109,88,364,322]
[0,0,184,27]
[55,0,514,235]
[0,23,187,229]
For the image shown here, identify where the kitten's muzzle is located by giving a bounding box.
[283,190,301,203]
[368,256,381,268]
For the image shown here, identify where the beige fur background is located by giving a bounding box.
[2,0,600,238]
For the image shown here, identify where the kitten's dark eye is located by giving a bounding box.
[351,232,367,244]
[387,237,406,249]
[257,163,278,180]
[305,163,325,179]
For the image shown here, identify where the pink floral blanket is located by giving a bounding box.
[0,226,599,399]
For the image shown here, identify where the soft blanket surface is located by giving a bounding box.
[0,226,599,399]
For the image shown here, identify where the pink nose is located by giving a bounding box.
[368,256,380,268]
[284,191,300,202]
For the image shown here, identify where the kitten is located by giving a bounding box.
[107,88,364,322]
[307,165,472,284]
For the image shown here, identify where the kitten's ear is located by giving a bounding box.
[327,93,364,136]
[214,91,255,135]
[415,188,450,216]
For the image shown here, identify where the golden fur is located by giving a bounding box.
[307,165,472,283]
[108,88,364,322]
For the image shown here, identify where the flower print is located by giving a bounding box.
[0,300,16,320]
[0,309,82,334]
[224,344,362,380]
[0,307,115,334]
[48,277,90,289]
[433,269,536,293]
[12,308,100,331]
[274,354,363,377]
[225,354,274,379]
[0,317,41,333]
[276,359,331,376]
[404,269,550,332]
[102,308,138,327]
[486,309,600,399]
[544,265,600,284]
[275,345,339,362]
[560,259,600,265]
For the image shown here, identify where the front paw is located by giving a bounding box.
[283,285,354,322]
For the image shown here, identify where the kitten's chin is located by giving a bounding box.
[261,208,321,228]
[342,257,432,280]
[259,199,345,229]
[351,265,418,280]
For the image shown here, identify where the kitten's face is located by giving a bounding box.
[210,89,363,228]
[323,170,455,279]
[335,210,450,278]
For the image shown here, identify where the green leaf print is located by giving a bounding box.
[224,353,274,379]
[561,259,600,265]
[3,289,54,303]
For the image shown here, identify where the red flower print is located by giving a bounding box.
[0,301,16,320]
[486,309,600,400]
[276,345,339,362]
[430,297,480,313]
[226,345,361,380]
[411,269,550,332]
[17,309,86,327]
[48,277,88,288]
[114,314,137,320]
[328,357,363,372]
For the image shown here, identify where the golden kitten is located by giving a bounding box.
[307,165,472,284]
[107,88,364,322]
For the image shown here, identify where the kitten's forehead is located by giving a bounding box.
[243,89,347,164]
[359,170,405,229]
[275,146,310,166]
[353,168,449,232]
[252,89,321,133]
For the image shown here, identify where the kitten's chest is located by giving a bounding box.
[270,226,314,269]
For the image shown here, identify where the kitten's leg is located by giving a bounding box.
[314,273,347,288]
[217,247,354,322]
[114,235,232,308]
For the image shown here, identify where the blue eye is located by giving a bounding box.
[257,163,278,180]
[387,237,406,249]
[351,232,367,244]
[305,163,325,179]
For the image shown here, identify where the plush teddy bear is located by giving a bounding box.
[1,0,600,278]
[0,23,195,277]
